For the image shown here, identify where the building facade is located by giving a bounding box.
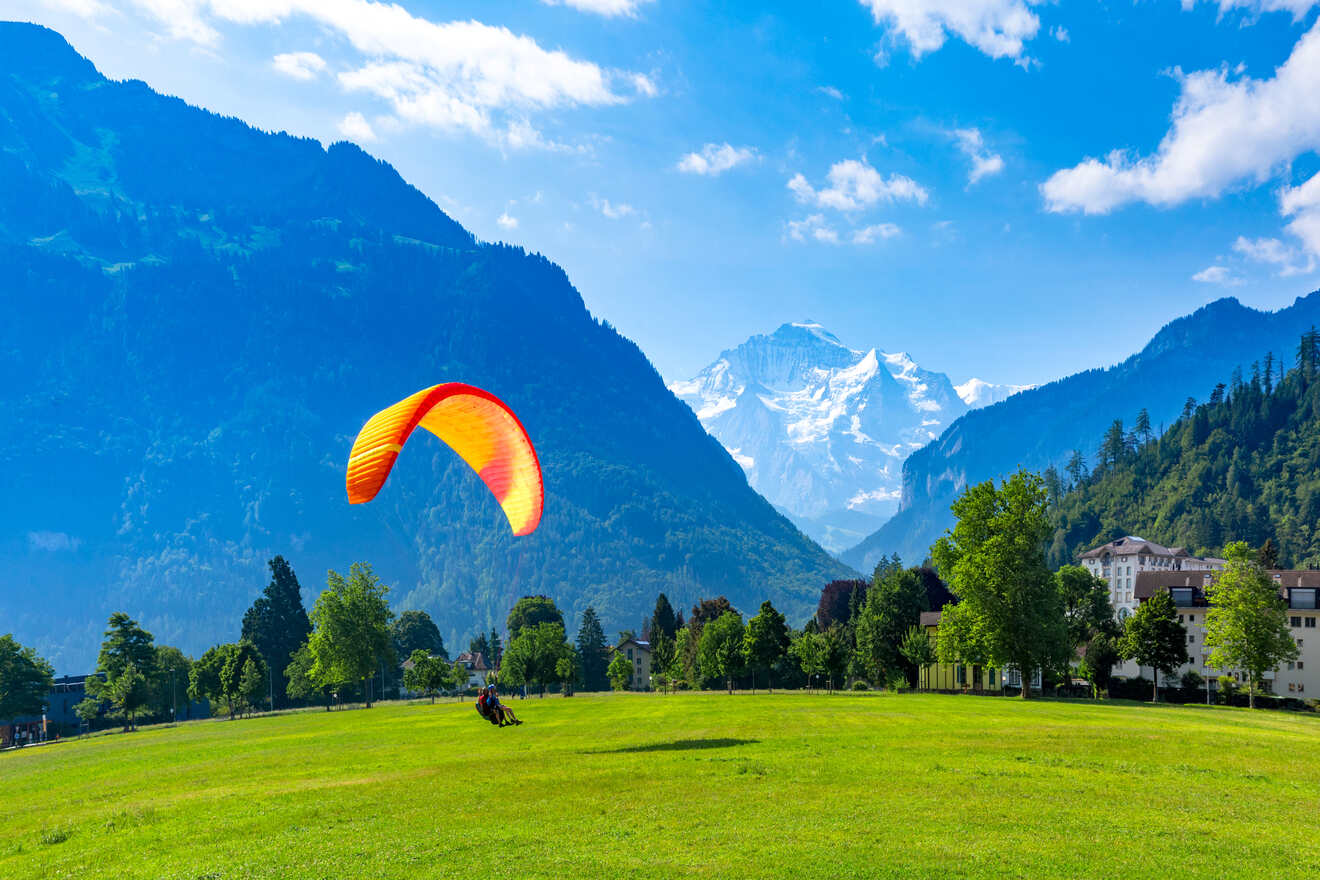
[454,651,492,689]
[1129,569,1317,696]
[917,611,1001,692]
[614,637,652,690]
[1079,536,1225,621]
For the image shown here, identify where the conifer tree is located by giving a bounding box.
[575,607,609,691]
[241,556,311,709]
[1134,408,1153,445]
[651,593,678,642]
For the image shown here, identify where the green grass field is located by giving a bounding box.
[4,691,1319,879]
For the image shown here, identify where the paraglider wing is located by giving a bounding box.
[345,383,543,536]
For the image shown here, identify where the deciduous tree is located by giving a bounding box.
[931,471,1068,698]
[285,642,337,710]
[309,563,394,708]
[743,600,790,692]
[507,596,563,640]
[1120,592,1188,701]
[607,651,632,691]
[105,662,150,731]
[791,630,827,692]
[852,566,929,687]
[899,625,935,687]
[1204,542,1299,708]
[1056,565,1117,661]
[0,634,54,721]
[698,610,745,694]
[1079,632,1120,698]
[502,622,572,697]
[402,649,451,703]
[391,610,447,667]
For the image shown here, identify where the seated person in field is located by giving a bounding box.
[476,684,522,727]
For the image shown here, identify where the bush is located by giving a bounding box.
[851,681,869,691]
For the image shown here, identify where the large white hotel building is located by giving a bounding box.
[1078,536,1225,620]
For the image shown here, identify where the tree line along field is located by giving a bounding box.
[4,691,1319,879]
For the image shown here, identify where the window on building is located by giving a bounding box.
[1307,617,1317,628]
[1292,616,1303,628]
[1188,614,1195,623]
[1293,589,1317,609]
[1188,634,1195,644]
[1289,683,1297,692]
[1288,661,1296,670]
[1172,588,1193,606]
[1299,661,1305,670]
[627,648,633,660]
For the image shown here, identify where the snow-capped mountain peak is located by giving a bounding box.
[955,378,1034,408]
[672,322,1007,553]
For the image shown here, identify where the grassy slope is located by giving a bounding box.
[4,692,1319,879]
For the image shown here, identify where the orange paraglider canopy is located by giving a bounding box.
[346,383,543,536]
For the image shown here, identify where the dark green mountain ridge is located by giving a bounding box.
[0,23,853,670]
[1047,333,1320,568]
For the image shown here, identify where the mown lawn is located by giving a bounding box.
[3,691,1318,879]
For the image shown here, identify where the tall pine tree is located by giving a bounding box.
[241,556,311,709]
[575,607,609,691]
[651,593,678,642]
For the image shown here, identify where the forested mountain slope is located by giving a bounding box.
[842,294,1320,570]
[1047,334,1320,568]
[0,23,852,670]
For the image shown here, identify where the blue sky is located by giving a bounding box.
[11,0,1320,386]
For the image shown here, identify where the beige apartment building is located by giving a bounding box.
[1128,570,1317,696]
[614,637,652,690]
[1079,536,1225,621]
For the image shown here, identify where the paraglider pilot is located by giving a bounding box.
[477,684,523,727]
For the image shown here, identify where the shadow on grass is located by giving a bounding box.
[589,737,758,754]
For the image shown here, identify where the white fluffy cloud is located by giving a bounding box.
[1042,22,1320,215]
[852,222,902,243]
[1191,265,1242,285]
[858,0,1041,60]
[497,212,519,230]
[953,128,1005,185]
[27,530,82,552]
[272,51,326,81]
[1281,171,1320,258]
[540,0,654,17]
[1180,0,1319,17]
[788,159,929,212]
[593,197,635,219]
[786,216,902,245]
[1233,234,1316,276]
[337,111,376,143]
[787,214,841,244]
[676,143,758,176]
[89,0,647,147]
